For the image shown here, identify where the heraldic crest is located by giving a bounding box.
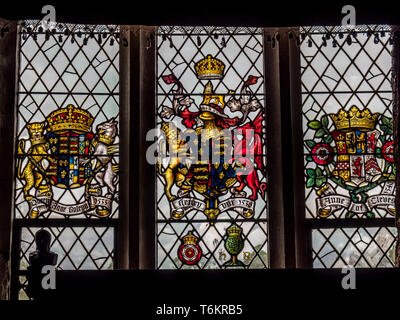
[17,104,119,218]
[157,54,267,223]
[305,105,395,218]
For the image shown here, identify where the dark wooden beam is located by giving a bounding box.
[287,28,310,268]
[118,25,133,270]
[0,18,17,300]
[136,26,157,269]
[275,29,297,268]
[2,3,400,28]
[264,28,285,268]
[393,26,400,268]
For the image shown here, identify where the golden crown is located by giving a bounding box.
[194,55,225,80]
[47,104,94,133]
[182,231,198,245]
[329,105,379,132]
[98,134,114,145]
[226,224,242,237]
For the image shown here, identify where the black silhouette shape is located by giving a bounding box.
[25,229,58,300]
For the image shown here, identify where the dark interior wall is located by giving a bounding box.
[1,1,400,27]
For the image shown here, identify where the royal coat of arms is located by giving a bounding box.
[17,104,119,218]
[305,105,395,218]
[157,54,266,223]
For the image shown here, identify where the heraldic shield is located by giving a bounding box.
[330,106,381,185]
[46,105,95,189]
[17,104,119,219]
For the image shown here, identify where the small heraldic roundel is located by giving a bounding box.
[178,231,202,265]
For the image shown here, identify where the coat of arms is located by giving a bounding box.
[157,54,266,223]
[17,104,119,218]
[305,105,395,218]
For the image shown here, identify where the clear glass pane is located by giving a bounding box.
[312,227,397,268]
[20,226,114,271]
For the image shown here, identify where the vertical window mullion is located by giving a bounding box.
[0,19,18,300]
[392,26,400,267]
[263,28,287,268]
[288,28,311,268]
[136,26,157,270]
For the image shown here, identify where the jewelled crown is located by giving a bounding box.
[226,224,242,237]
[329,105,379,132]
[182,231,199,245]
[194,55,225,80]
[47,104,94,133]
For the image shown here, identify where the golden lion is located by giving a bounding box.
[157,122,192,201]
[17,122,52,201]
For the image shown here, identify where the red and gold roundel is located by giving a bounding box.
[382,141,394,162]
[178,231,202,265]
[312,143,334,165]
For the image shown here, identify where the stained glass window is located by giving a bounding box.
[156,26,268,269]
[13,20,120,299]
[301,25,397,267]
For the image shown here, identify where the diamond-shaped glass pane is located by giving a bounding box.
[157,221,268,269]
[17,226,114,299]
[19,226,114,271]
[312,227,397,268]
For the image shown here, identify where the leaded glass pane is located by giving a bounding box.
[312,227,396,267]
[15,21,120,219]
[301,25,396,269]
[13,20,120,300]
[156,26,268,269]
[18,226,114,300]
[301,25,395,219]
[19,226,114,271]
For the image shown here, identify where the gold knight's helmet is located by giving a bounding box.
[199,81,227,120]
